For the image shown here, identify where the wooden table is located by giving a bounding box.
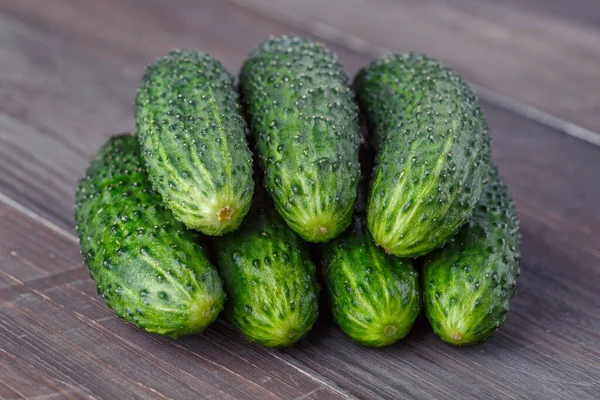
[1,0,599,398]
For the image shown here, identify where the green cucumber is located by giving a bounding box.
[322,219,421,347]
[75,134,225,338]
[136,50,253,236]
[354,53,492,257]
[422,166,520,345]
[239,36,360,242]
[214,205,319,347]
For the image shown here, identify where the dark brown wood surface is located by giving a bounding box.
[0,0,598,398]
[236,0,600,135]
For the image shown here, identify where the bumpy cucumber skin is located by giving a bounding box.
[354,53,491,257]
[75,135,225,338]
[239,36,360,242]
[322,220,421,347]
[214,206,319,347]
[422,166,520,346]
[136,50,254,236]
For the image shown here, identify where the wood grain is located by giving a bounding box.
[0,0,599,398]
[0,203,348,400]
[235,0,600,133]
[454,0,600,29]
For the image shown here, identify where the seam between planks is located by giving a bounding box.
[225,0,600,147]
[0,192,78,243]
[0,190,356,399]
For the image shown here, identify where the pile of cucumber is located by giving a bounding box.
[75,36,520,348]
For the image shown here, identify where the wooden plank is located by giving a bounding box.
[457,0,600,29]
[234,0,600,133]
[0,381,22,400]
[285,315,600,399]
[0,202,78,288]
[0,349,95,399]
[0,202,347,399]
[0,0,599,398]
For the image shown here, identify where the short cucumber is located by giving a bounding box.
[136,50,254,236]
[75,134,225,338]
[354,53,492,257]
[239,36,360,242]
[214,205,319,347]
[422,166,520,345]
[322,219,421,347]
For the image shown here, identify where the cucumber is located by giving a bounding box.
[136,50,254,236]
[75,134,225,338]
[214,205,319,347]
[422,166,520,345]
[321,219,421,347]
[239,36,360,242]
[354,53,492,257]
